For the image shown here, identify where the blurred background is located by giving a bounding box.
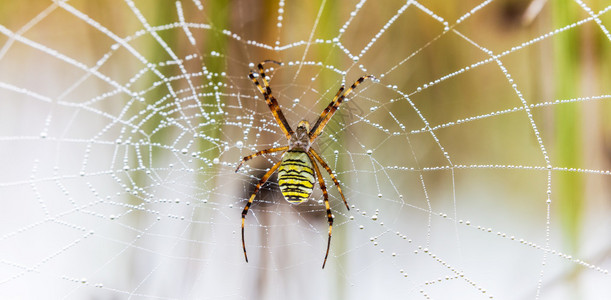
[0,0,610,299]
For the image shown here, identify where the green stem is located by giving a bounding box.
[552,0,583,261]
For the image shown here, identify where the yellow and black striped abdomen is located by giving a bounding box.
[278,150,315,204]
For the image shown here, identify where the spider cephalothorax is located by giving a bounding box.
[236,60,374,268]
[289,120,311,150]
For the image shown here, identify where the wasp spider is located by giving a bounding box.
[236,60,374,268]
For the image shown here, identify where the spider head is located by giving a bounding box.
[289,120,311,150]
[296,120,310,132]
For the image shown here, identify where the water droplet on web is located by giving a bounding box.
[236,141,243,148]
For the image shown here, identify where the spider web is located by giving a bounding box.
[1,0,610,299]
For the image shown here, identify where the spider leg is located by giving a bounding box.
[306,151,333,269]
[309,75,375,142]
[242,160,283,263]
[235,146,289,172]
[248,60,294,139]
[309,149,349,210]
[309,86,344,137]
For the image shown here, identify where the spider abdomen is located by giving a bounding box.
[277,150,315,204]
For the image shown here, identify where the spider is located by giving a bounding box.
[236,60,374,268]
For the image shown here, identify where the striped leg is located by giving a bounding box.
[306,152,333,269]
[257,60,282,91]
[309,149,349,210]
[309,75,375,142]
[235,146,289,172]
[242,160,282,263]
[309,86,344,136]
[248,60,294,139]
